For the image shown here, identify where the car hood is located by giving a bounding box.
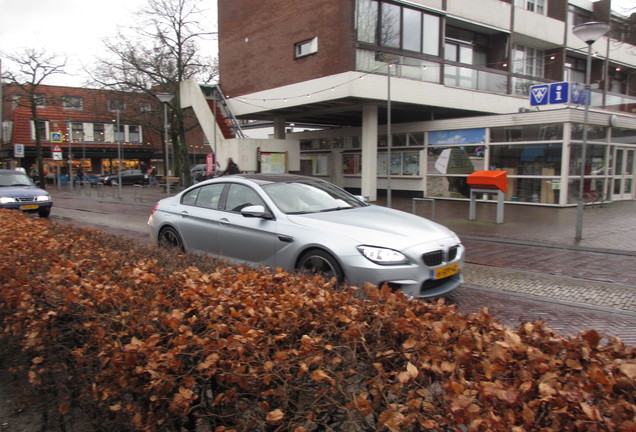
[0,185,49,197]
[287,205,458,248]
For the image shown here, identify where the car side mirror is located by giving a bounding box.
[241,205,273,219]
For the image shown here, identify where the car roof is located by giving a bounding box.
[232,173,322,185]
[0,169,29,174]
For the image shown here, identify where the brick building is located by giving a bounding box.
[0,84,167,178]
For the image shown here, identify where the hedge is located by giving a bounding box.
[0,209,634,431]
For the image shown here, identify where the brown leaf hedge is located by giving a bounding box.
[0,209,634,431]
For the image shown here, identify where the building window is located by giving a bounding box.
[564,56,586,84]
[129,125,141,142]
[62,96,83,110]
[295,37,318,58]
[115,124,125,142]
[609,68,627,94]
[515,0,545,15]
[35,94,47,108]
[380,2,401,48]
[357,0,440,57]
[94,123,105,142]
[31,120,49,141]
[140,102,152,113]
[357,0,377,43]
[108,99,125,112]
[71,122,84,141]
[512,44,544,77]
[568,5,591,27]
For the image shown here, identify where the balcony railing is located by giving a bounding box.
[356,49,635,114]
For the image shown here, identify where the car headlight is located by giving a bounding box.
[0,197,16,204]
[358,245,408,265]
[35,195,50,202]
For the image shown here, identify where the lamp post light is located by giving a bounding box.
[156,92,174,194]
[572,21,610,240]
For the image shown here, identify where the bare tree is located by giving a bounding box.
[92,0,217,185]
[1,49,67,189]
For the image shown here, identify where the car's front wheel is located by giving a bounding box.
[297,249,344,283]
[158,226,184,251]
[38,208,51,218]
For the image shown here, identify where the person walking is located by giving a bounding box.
[222,158,240,176]
[148,165,158,186]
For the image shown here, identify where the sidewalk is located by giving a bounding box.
[50,184,636,315]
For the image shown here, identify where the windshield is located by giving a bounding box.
[262,180,367,214]
[0,172,35,187]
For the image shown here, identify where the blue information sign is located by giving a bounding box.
[530,82,575,106]
[530,85,549,106]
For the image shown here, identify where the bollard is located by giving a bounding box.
[96,182,104,197]
[133,184,144,202]
[412,197,436,220]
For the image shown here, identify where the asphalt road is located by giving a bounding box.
[47,187,636,345]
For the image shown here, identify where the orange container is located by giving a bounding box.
[467,170,508,193]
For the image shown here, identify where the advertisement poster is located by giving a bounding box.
[260,152,286,174]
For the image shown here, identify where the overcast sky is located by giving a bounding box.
[0,0,633,87]
[0,0,218,86]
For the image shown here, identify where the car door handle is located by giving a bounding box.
[219,218,230,225]
[278,235,294,243]
[180,211,189,217]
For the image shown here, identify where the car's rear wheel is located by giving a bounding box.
[158,226,184,251]
[297,249,344,283]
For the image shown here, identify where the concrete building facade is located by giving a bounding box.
[212,0,636,206]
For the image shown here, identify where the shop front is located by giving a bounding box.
[292,108,636,207]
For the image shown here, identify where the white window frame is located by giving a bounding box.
[515,0,546,15]
[30,120,50,141]
[512,44,545,78]
[295,37,318,58]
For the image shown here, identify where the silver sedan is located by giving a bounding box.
[148,174,464,298]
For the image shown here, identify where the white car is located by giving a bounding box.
[148,174,464,298]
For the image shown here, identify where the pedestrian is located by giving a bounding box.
[148,165,158,186]
[76,165,84,182]
[222,158,240,176]
[29,164,39,181]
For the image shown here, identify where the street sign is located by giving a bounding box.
[14,144,25,158]
[51,132,62,143]
[52,144,63,161]
[529,82,573,106]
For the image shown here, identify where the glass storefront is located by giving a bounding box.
[296,116,636,206]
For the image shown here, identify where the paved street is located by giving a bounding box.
[47,183,636,345]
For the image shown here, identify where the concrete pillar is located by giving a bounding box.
[273,117,286,139]
[361,105,378,201]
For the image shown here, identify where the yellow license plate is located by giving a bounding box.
[20,204,39,210]
[432,262,460,280]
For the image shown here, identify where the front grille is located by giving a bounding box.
[16,197,35,203]
[422,250,443,266]
[448,245,458,261]
[422,245,460,267]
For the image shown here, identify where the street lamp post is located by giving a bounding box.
[572,21,610,240]
[116,109,123,200]
[156,92,174,195]
[387,62,392,209]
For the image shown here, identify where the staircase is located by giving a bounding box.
[200,85,246,139]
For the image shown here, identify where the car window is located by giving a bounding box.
[0,172,33,186]
[224,184,265,212]
[195,184,225,209]
[181,187,201,206]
